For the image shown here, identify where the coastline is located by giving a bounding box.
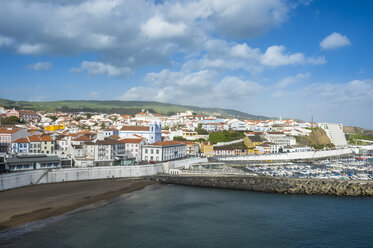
[0,178,156,231]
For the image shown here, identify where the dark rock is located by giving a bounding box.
[152,175,373,197]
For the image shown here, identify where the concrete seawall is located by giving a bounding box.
[153,175,373,197]
[0,157,208,191]
[0,165,163,191]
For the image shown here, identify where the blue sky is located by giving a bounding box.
[0,0,372,128]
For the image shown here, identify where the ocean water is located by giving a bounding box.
[1,184,373,248]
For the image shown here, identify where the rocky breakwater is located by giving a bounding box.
[152,175,373,197]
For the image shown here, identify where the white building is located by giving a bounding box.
[318,123,348,147]
[75,138,126,166]
[228,119,247,131]
[264,132,296,147]
[283,145,312,153]
[141,141,186,162]
[0,128,30,153]
[120,138,145,161]
[100,129,119,138]
[119,122,161,144]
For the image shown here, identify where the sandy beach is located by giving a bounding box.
[0,178,156,231]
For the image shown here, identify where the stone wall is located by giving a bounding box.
[153,175,373,197]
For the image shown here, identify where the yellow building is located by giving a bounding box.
[40,135,55,154]
[44,123,65,131]
[244,136,264,155]
[200,142,214,157]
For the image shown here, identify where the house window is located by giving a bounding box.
[145,149,148,154]
[156,149,159,154]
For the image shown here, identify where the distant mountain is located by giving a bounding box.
[0,98,271,120]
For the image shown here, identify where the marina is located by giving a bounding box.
[183,156,373,181]
[246,157,373,180]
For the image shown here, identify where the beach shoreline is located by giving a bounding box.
[0,178,156,231]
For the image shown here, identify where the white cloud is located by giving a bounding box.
[320,32,351,50]
[27,62,52,71]
[293,79,373,127]
[260,45,305,67]
[120,69,263,108]
[303,79,373,105]
[17,43,44,54]
[203,0,290,38]
[0,35,13,47]
[0,0,295,69]
[72,61,131,76]
[265,79,373,128]
[90,91,100,98]
[141,15,186,39]
[183,41,323,73]
[307,56,327,65]
[182,40,263,73]
[276,72,310,88]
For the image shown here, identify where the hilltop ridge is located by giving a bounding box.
[0,98,271,120]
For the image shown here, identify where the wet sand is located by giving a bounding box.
[0,178,156,231]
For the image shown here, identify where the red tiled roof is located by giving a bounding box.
[19,110,38,115]
[13,137,29,143]
[120,126,149,131]
[77,130,92,134]
[0,128,22,134]
[150,141,186,146]
[40,135,53,142]
[109,135,121,140]
[73,136,92,141]
[28,135,41,142]
[120,138,143,144]
[174,141,198,145]
[267,132,285,135]
[94,139,123,145]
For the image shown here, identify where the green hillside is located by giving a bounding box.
[0,98,270,120]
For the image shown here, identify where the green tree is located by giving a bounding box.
[1,116,20,125]
[195,124,209,135]
[209,130,245,144]
[173,136,186,141]
[47,115,58,121]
